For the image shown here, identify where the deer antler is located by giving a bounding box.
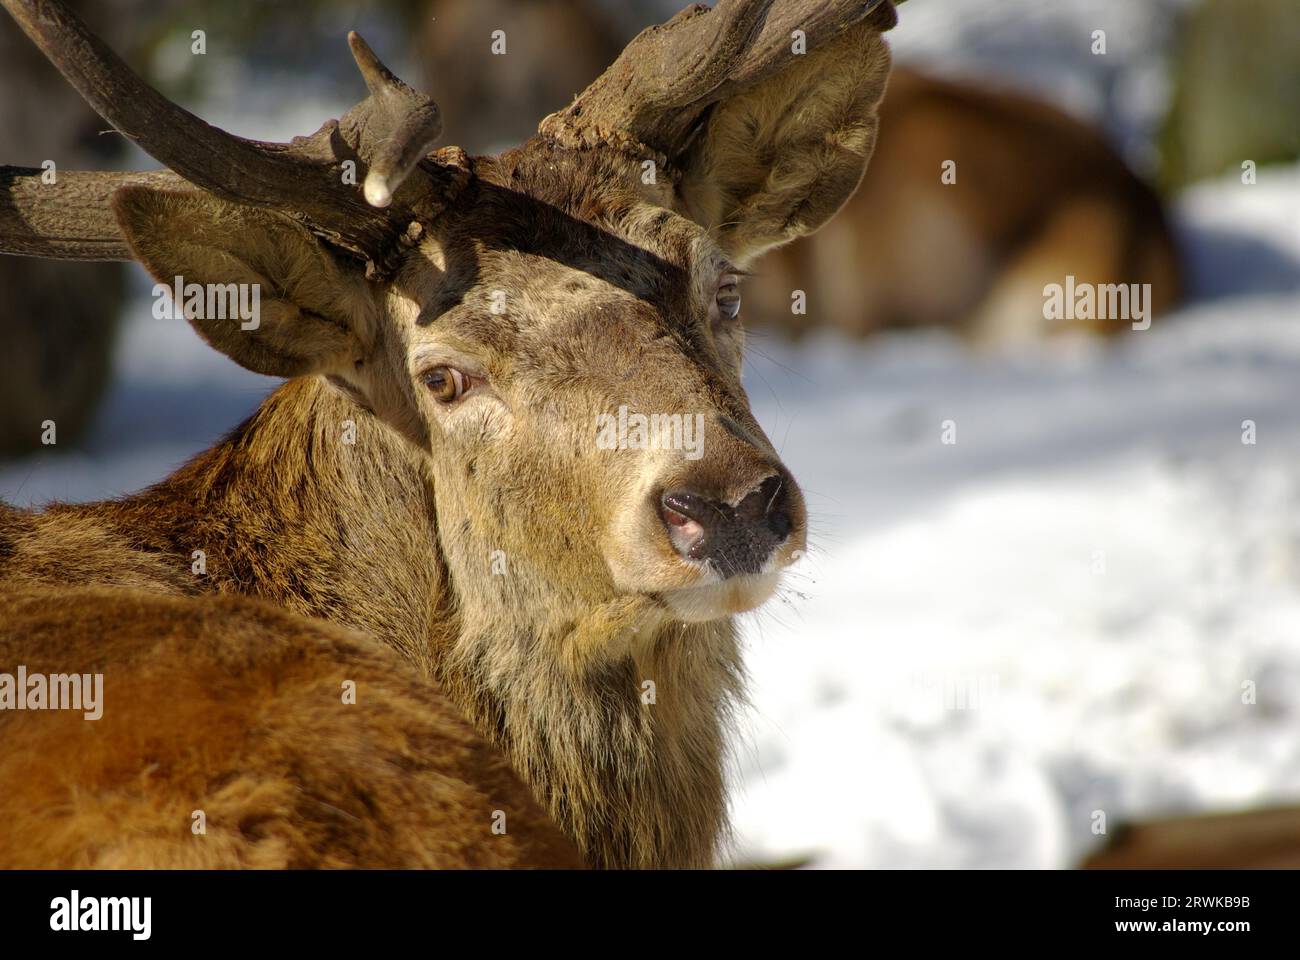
[539,0,897,167]
[1,168,185,260]
[346,31,445,210]
[0,0,462,277]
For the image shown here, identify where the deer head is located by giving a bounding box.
[1,0,895,644]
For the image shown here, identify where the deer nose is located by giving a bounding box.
[659,475,793,578]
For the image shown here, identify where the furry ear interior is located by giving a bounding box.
[112,187,378,379]
[674,20,893,265]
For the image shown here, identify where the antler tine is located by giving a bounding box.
[346,31,443,209]
[1,0,453,274]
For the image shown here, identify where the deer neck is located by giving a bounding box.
[109,375,742,868]
[438,593,744,869]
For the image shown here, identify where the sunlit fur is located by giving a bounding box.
[0,587,581,868]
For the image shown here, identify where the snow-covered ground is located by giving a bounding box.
[4,1,1299,869]
[721,0,1300,869]
[728,169,1300,868]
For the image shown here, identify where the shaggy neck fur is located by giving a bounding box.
[4,377,743,868]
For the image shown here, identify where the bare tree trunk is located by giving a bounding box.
[0,0,134,458]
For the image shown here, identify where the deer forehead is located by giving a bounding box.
[387,198,730,360]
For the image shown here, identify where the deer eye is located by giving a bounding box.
[715,275,741,323]
[421,365,470,403]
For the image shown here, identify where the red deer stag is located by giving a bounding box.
[0,0,898,868]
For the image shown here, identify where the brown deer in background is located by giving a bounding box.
[750,65,1183,341]
[0,0,898,867]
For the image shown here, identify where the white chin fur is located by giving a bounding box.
[660,569,783,622]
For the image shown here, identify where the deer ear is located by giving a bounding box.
[111,187,377,378]
[674,20,893,265]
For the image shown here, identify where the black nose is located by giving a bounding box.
[659,475,793,578]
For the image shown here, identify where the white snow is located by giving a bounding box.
[720,0,1300,869]
[3,0,1299,869]
[729,278,1300,868]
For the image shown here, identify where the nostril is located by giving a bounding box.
[759,475,793,539]
[735,475,792,538]
[660,491,708,559]
[661,491,710,526]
